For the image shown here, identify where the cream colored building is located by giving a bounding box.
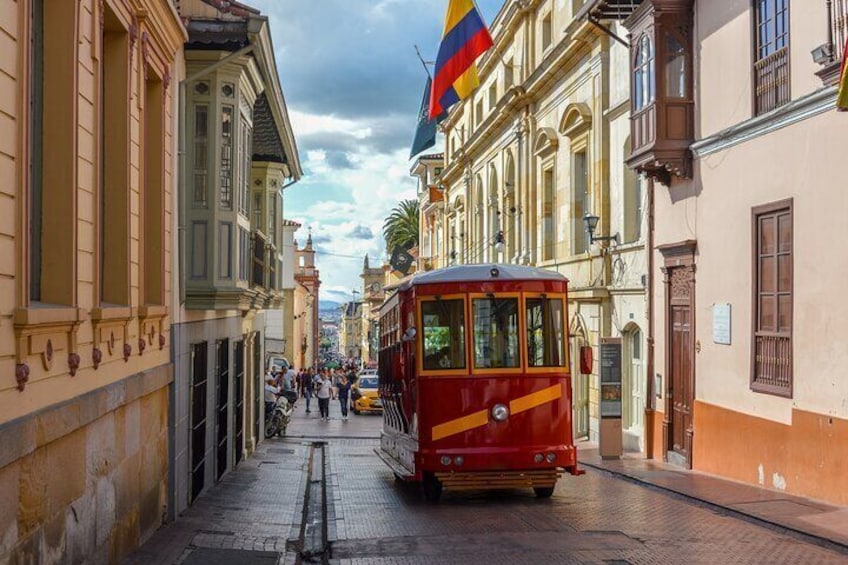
[340,300,363,361]
[580,0,848,505]
[430,0,648,446]
[169,0,301,516]
[293,235,320,370]
[0,0,185,561]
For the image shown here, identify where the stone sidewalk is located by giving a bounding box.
[578,443,848,552]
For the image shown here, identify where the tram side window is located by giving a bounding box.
[473,296,520,369]
[526,297,565,367]
[422,299,466,370]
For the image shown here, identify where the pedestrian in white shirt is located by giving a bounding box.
[316,373,333,420]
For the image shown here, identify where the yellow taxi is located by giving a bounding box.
[352,374,382,415]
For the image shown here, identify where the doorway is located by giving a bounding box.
[215,339,230,482]
[622,325,644,452]
[189,342,208,504]
[660,241,696,469]
[233,339,245,466]
[569,315,590,439]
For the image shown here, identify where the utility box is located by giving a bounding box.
[599,338,623,459]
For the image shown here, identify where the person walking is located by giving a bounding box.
[303,368,315,414]
[336,374,352,421]
[316,372,333,421]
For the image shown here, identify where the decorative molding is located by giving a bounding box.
[559,102,593,139]
[68,353,81,377]
[123,343,132,362]
[692,86,839,158]
[159,334,166,350]
[42,339,54,371]
[16,364,30,392]
[93,347,103,370]
[138,338,146,355]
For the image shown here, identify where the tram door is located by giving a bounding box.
[570,335,589,439]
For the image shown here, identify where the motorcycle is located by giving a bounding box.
[265,392,294,438]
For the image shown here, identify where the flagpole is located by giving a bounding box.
[414,45,433,79]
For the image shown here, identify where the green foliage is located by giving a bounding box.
[382,199,419,252]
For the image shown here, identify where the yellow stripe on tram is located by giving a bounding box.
[509,384,562,415]
[432,409,489,441]
[431,383,563,441]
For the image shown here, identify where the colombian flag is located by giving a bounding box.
[429,0,494,120]
[838,38,848,111]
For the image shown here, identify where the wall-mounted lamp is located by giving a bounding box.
[493,230,505,252]
[811,43,833,65]
[582,214,619,245]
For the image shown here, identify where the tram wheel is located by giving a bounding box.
[533,486,554,498]
[422,473,442,502]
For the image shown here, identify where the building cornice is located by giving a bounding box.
[691,86,839,158]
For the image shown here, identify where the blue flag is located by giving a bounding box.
[410,77,444,159]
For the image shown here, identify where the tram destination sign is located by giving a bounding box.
[600,338,622,419]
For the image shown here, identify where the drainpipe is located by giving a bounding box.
[178,43,256,304]
[644,177,656,459]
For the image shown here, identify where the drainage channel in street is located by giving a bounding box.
[293,441,331,565]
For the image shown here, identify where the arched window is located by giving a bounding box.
[633,35,655,111]
[665,34,686,98]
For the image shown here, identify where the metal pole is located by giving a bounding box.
[827,0,835,63]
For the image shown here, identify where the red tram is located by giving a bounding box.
[374,264,581,500]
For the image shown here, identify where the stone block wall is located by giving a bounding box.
[0,366,170,564]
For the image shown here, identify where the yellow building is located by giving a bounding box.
[430,0,648,447]
[0,0,185,561]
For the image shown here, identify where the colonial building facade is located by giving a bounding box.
[293,234,320,370]
[0,0,185,561]
[424,0,649,447]
[169,0,301,516]
[579,0,848,505]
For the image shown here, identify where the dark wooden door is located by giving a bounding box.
[190,342,208,504]
[669,304,693,462]
[215,339,230,482]
[233,340,245,466]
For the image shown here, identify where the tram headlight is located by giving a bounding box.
[491,404,509,422]
[454,456,464,466]
[546,452,556,463]
[534,453,544,463]
[440,456,452,466]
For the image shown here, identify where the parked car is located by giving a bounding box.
[352,375,381,415]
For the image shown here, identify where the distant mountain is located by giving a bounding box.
[318,300,343,312]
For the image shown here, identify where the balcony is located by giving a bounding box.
[754,46,790,116]
[816,0,848,84]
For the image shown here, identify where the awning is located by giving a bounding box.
[575,0,644,22]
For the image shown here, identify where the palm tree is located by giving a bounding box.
[383,199,419,252]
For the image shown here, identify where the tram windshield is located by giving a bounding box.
[421,299,466,370]
[526,297,566,367]
[472,296,520,369]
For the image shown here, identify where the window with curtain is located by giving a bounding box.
[634,35,655,111]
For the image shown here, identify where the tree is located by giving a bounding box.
[382,199,419,252]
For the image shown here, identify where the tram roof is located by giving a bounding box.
[398,264,567,291]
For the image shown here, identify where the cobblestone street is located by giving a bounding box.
[125,400,848,565]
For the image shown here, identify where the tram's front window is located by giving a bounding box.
[421,299,466,370]
[473,296,520,369]
[526,297,566,367]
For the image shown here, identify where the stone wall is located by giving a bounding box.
[0,366,171,564]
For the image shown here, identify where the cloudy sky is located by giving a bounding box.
[247,0,503,304]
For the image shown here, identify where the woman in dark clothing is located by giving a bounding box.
[336,375,352,421]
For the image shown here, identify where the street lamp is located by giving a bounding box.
[582,213,619,245]
[494,230,505,252]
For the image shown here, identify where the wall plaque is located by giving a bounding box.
[713,303,731,345]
